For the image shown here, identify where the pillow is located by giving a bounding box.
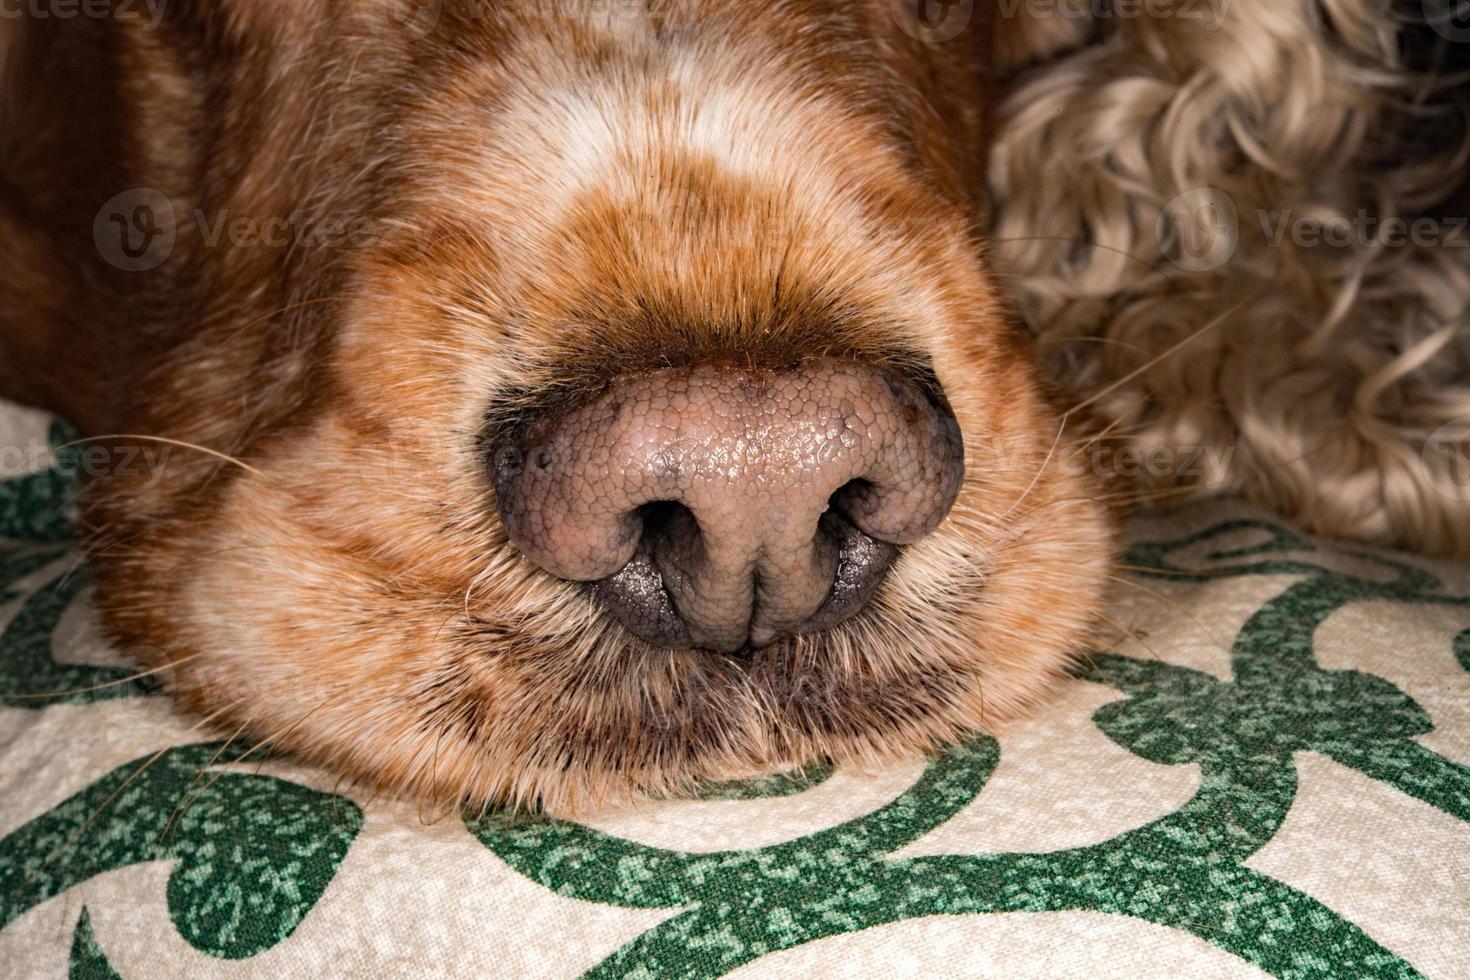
[1,399,1466,978]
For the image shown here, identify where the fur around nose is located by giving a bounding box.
[493,360,964,652]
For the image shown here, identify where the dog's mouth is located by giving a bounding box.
[489,358,964,654]
[457,589,988,784]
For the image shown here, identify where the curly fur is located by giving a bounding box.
[989,0,1470,556]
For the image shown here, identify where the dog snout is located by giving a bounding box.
[492,359,964,652]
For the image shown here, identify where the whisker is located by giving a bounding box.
[1063,299,1251,418]
[162,717,256,840]
[1101,484,1216,507]
[418,728,449,826]
[1107,574,1232,655]
[162,699,338,839]
[32,742,177,883]
[1067,647,1119,689]
[1095,611,1167,663]
[997,415,1066,521]
[1066,403,1145,455]
[1036,334,1152,356]
[57,435,264,478]
[218,295,341,347]
[248,698,340,777]
[8,653,201,700]
[1116,563,1210,579]
[987,235,1182,288]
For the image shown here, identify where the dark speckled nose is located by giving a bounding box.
[492,360,964,652]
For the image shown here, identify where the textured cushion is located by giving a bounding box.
[1,399,1466,979]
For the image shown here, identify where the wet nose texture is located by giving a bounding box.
[492,360,964,653]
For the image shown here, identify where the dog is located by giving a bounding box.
[1,1,1459,813]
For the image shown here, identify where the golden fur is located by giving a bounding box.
[0,2,1112,812]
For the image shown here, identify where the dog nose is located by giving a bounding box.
[492,360,964,652]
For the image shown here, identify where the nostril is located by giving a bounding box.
[594,542,693,650]
[746,486,901,646]
[828,477,872,521]
[637,500,690,540]
[798,504,900,636]
[831,477,885,533]
[593,500,699,650]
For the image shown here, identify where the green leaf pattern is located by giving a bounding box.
[472,521,1470,978]
[0,421,365,970]
[2,422,1468,977]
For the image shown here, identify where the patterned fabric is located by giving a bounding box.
[0,399,1466,979]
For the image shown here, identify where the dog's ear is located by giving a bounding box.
[0,14,117,433]
[990,1,1100,79]
[0,208,108,433]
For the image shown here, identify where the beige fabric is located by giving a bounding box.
[1,400,1466,978]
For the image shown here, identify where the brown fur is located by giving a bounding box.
[0,2,1111,812]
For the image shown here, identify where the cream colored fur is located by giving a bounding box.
[990,0,1470,556]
